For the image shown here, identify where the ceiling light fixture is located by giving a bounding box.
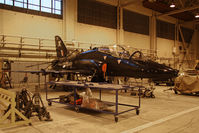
[170,2,175,8]
[195,13,199,18]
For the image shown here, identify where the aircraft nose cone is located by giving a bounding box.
[174,69,179,77]
[159,66,179,78]
[167,68,179,77]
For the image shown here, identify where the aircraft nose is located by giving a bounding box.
[174,69,179,77]
[166,68,179,77]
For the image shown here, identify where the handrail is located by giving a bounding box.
[0,34,74,46]
[0,34,158,60]
[0,35,59,59]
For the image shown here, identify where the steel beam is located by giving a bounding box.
[157,5,199,17]
[121,0,138,7]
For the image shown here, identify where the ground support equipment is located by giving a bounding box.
[0,88,31,128]
[46,80,141,122]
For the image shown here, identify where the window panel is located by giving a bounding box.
[5,0,13,5]
[41,0,51,8]
[24,2,27,8]
[15,0,24,8]
[78,0,117,29]
[28,0,40,11]
[0,0,4,4]
[0,0,62,18]
[156,19,175,40]
[54,0,61,14]
[55,10,61,15]
[28,4,39,11]
[179,27,194,43]
[28,0,39,6]
[41,0,52,13]
[41,7,51,13]
[54,1,61,9]
[123,9,149,35]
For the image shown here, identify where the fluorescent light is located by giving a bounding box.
[170,3,175,8]
[195,13,199,18]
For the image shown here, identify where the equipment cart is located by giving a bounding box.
[46,80,142,122]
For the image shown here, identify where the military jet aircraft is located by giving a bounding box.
[53,36,179,83]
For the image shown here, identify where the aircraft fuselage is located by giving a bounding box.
[71,49,178,79]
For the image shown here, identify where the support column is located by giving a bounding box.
[63,0,77,41]
[0,10,3,34]
[173,21,178,69]
[119,7,124,45]
[116,0,124,45]
[150,11,157,58]
[62,0,66,40]
[116,0,121,45]
[194,29,199,59]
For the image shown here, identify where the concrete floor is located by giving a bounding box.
[1,85,199,133]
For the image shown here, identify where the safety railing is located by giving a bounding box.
[0,34,158,60]
[0,35,74,59]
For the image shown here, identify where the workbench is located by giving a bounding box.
[46,80,142,122]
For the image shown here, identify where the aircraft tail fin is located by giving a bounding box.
[55,36,67,58]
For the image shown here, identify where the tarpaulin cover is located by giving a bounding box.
[175,75,199,94]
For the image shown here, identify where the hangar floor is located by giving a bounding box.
[1,85,199,133]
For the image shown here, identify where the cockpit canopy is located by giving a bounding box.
[96,45,130,59]
[96,45,145,60]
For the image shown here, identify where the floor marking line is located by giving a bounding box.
[121,106,199,133]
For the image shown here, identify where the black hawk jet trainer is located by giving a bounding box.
[53,36,178,83]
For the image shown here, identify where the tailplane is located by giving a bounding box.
[55,36,67,58]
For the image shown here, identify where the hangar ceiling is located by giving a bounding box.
[142,0,199,21]
[118,0,199,22]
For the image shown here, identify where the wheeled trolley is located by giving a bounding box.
[46,80,142,122]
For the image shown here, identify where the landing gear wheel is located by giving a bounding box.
[136,109,140,115]
[144,90,151,98]
[75,107,79,112]
[114,116,118,122]
[151,94,155,98]
[48,101,52,106]
[174,90,178,94]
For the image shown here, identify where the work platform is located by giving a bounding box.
[47,80,142,122]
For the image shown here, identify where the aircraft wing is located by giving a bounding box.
[12,69,93,75]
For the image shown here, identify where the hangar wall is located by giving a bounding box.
[0,10,2,35]
[123,31,150,49]
[77,23,117,45]
[0,9,63,39]
[122,1,151,50]
[74,0,117,46]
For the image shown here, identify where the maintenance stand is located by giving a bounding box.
[46,80,142,122]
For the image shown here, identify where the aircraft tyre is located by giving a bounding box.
[75,107,79,112]
[48,101,52,106]
[115,116,118,122]
[136,109,140,115]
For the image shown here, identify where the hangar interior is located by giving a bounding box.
[0,0,199,133]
